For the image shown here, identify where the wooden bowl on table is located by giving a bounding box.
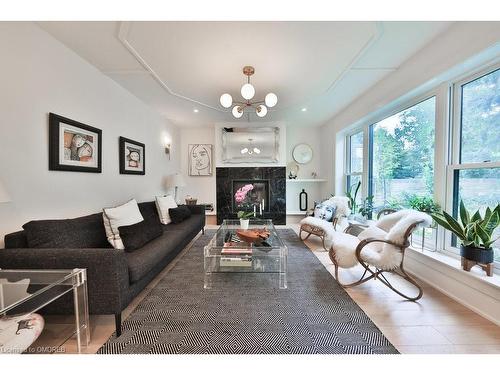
[236,228,271,245]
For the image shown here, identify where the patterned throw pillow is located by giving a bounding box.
[313,202,337,222]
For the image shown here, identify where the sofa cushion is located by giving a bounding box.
[125,230,188,283]
[103,199,144,250]
[169,205,192,224]
[22,213,110,249]
[163,214,204,234]
[155,195,177,224]
[137,201,160,223]
[118,219,163,252]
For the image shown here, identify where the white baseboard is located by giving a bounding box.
[405,248,500,326]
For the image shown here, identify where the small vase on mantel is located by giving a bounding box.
[240,219,249,230]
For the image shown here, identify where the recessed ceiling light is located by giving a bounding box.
[301,108,307,112]
[193,109,199,113]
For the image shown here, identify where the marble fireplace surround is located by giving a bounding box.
[216,167,286,225]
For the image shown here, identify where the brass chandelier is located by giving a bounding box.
[219,66,278,118]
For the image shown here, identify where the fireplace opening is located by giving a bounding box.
[232,179,270,213]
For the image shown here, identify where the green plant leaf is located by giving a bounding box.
[476,223,490,247]
[471,210,481,222]
[484,211,499,235]
[431,213,465,240]
[459,200,470,226]
[442,211,465,238]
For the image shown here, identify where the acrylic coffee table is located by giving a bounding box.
[0,268,90,354]
[204,219,288,289]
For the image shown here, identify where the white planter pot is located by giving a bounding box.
[240,219,249,230]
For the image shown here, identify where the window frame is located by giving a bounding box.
[444,62,500,267]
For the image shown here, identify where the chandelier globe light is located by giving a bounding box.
[219,93,233,108]
[220,66,277,119]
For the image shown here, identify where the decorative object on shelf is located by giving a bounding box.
[299,189,308,211]
[219,65,277,119]
[165,173,186,203]
[0,180,11,203]
[119,137,145,175]
[288,162,299,179]
[311,172,317,179]
[185,195,197,205]
[49,113,102,173]
[292,143,313,164]
[431,201,499,277]
[236,228,271,244]
[188,144,212,176]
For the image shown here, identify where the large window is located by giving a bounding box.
[343,62,499,270]
[451,67,500,261]
[370,97,436,208]
[346,131,363,199]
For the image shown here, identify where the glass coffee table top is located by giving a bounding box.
[204,219,288,289]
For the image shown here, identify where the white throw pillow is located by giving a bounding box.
[155,195,178,225]
[102,199,144,249]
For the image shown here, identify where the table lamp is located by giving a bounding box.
[165,173,186,203]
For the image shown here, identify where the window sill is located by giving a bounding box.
[406,246,500,294]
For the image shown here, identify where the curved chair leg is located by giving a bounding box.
[299,228,312,241]
[328,247,376,288]
[378,267,423,301]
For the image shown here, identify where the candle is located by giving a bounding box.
[262,199,265,211]
[259,203,262,216]
[253,205,256,217]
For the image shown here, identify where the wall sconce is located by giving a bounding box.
[165,144,171,160]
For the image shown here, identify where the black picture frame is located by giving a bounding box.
[49,112,102,173]
[119,136,146,175]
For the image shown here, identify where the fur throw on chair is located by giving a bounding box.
[330,209,432,270]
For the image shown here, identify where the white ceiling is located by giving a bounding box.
[38,21,452,127]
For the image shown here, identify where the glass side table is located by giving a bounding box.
[0,269,90,354]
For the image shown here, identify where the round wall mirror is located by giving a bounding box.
[292,143,313,164]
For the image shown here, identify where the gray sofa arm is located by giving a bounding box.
[0,247,129,315]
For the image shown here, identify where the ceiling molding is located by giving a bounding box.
[115,21,388,116]
[117,21,224,112]
[325,22,385,93]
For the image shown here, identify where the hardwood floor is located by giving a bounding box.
[29,225,500,354]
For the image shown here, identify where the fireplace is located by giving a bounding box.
[232,180,270,213]
[216,167,286,225]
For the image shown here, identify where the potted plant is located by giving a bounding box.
[405,194,440,214]
[431,201,499,266]
[358,195,374,220]
[345,180,361,217]
[234,184,255,229]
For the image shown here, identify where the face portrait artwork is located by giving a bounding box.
[119,137,145,175]
[62,128,95,165]
[126,147,141,169]
[189,144,212,176]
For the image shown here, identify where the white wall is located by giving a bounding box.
[178,127,216,206]
[0,22,180,247]
[319,21,500,198]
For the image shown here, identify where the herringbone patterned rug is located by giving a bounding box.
[98,229,398,354]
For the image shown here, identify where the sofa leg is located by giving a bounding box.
[115,313,122,337]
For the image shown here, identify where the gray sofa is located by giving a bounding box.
[0,201,205,336]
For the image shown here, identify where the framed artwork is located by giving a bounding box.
[188,144,213,176]
[119,137,145,175]
[49,113,102,173]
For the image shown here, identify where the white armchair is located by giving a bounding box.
[299,196,350,251]
[328,209,432,301]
